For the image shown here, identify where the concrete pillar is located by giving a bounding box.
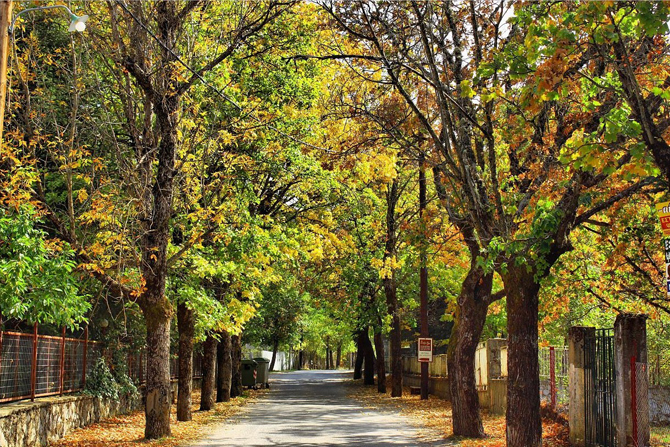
[615,313,649,447]
[569,326,594,447]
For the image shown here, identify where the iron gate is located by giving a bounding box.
[584,328,617,447]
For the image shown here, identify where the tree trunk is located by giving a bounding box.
[336,344,342,369]
[329,348,334,370]
[384,180,402,397]
[216,330,232,403]
[177,302,194,421]
[269,338,279,372]
[361,328,375,385]
[384,274,402,397]
[354,330,365,379]
[143,309,172,438]
[200,335,217,411]
[325,345,331,369]
[447,265,493,438]
[298,349,304,370]
[230,334,242,398]
[503,267,542,447]
[373,331,387,393]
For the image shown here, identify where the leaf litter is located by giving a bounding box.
[49,389,268,447]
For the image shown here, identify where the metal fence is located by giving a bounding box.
[0,326,100,403]
[539,346,569,408]
[0,325,205,405]
[126,351,202,384]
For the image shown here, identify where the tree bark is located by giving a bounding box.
[143,309,172,438]
[230,334,242,398]
[200,334,217,411]
[503,267,542,447]
[177,302,194,421]
[373,331,387,393]
[361,328,375,385]
[353,330,365,380]
[447,265,493,438]
[384,180,402,397]
[336,343,341,369]
[216,330,232,403]
[269,338,279,372]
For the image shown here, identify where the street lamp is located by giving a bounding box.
[0,2,88,145]
[9,5,88,34]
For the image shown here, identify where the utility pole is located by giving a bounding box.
[419,155,429,400]
[0,0,13,145]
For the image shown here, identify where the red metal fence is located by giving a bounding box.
[0,325,100,403]
[0,324,205,405]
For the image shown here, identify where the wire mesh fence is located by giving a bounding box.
[539,346,569,408]
[0,326,205,405]
[0,327,99,403]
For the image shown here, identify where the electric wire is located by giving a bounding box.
[115,0,334,154]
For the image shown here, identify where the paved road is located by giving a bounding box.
[191,370,447,447]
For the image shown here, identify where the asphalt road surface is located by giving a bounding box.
[190,370,448,447]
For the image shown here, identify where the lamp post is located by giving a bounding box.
[0,1,88,145]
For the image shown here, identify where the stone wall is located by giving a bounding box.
[650,385,670,425]
[0,392,140,447]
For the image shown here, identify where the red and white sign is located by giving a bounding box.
[657,201,670,236]
[418,338,433,362]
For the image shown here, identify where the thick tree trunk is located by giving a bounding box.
[176,302,194,421]
[325,344,331,369]
[336,344,342,369]
[329,348,334,370]
[353,330,365,380]
[143,310,172,438]
[269,338,279,372]
[447,266,493,438]
[298,349,304,370]
[504,268,542,447]
[216,330,232,403]
[200,335,217,411]
[230,334,242,398]
[373,331,387,393]
[361,328,375,385]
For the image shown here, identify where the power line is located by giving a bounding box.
[115,0,333,154]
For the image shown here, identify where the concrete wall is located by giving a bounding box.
[650,385,670,425]
[402,374,451,401]
[0,393,140,447]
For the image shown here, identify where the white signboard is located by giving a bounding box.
[418,338,433,363]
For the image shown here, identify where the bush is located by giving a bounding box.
[84,358,138,400]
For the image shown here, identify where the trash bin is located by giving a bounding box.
[241,359,258,389]
[254,357,270,388]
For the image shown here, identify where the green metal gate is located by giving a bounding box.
[584,328,617,447]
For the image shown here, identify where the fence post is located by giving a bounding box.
[59,327,66,395]
[550,346,556,410]
[31,322,38,401]
[81,326,88,388]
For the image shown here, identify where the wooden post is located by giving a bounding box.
[59,327,66,395]
[81,326,88,388]
[30,322,37,401]
[0,0,12,145]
